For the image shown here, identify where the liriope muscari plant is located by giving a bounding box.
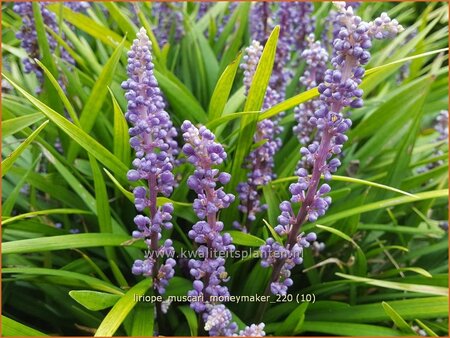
[234,41,282,232]
[181,121,265,336]
[122,28,179,295]
[271,2,315,93]
[260,1,404,296]
[13,2,88,92]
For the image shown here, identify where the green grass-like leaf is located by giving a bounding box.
[95,278,152,337]
[1,120,49,177]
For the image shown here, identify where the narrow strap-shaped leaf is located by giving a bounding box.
[69,290,121,311]
[47,3,129,48]
[2,113,44,137]
[67,38,126,162]
[3,267,123,295]
[3,74,129,179]
[2,316,48,336]
[2,155,41,216]
[2,233,145,254]
[336,273,448,296]
[2,208,91,226]
[382,302,419,335]
[208,52,242,121]
[306,189,448,228]
[95,278,152,337]
[1,120,49,177]
[226,230,265,247]
[179,306,198,337]
[109,89,130,166]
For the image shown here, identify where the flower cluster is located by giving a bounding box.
[203,304,238,336]
[241,41,263,96]
[261,2,403,295]
[122,28,178,294]
[293,34,329,146]
[250,2,272,44]
[153,2,184,47]
[65,1,90,12]
[271,2,315,93]
[182,122,265,336]
[181,121,235,313]
[261,233,317,294]
[202,305,266,337]
[251,2,315,95]
[321,2,361,54]
[234,41,282,232]
[13,2,86,92]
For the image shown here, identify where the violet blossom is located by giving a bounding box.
[152,2,184,47]
[182,122,265,336]
[122,28,178,294]
[260,2,403,295]
[13,2,85,92]
[271,2,315,93]
[293,34,329,146]
[251,2,315,95]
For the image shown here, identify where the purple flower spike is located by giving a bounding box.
[203,304,237,336]
[181,122,235,312]
[182,122,264,335]
[251,2,315,96]
[65,2,90,12]
[13,2,84,93]
[241,41,263,96]
[270,2,315,93]
[261,2,403,295]
[294,34,329,146]
[123,28,178,295]
[238,323,266,337]
[152,2,184,47]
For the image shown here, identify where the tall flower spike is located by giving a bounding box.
[13,2,81,93]
[261,2,403,295]
[250,2,271,44]
[182,122,264,336]
[293,34,329,146]
[122,28,178,295]
[234,41,282,232]
[270,2,315,94]
[152,2,184,47]
[182,121,237,335]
